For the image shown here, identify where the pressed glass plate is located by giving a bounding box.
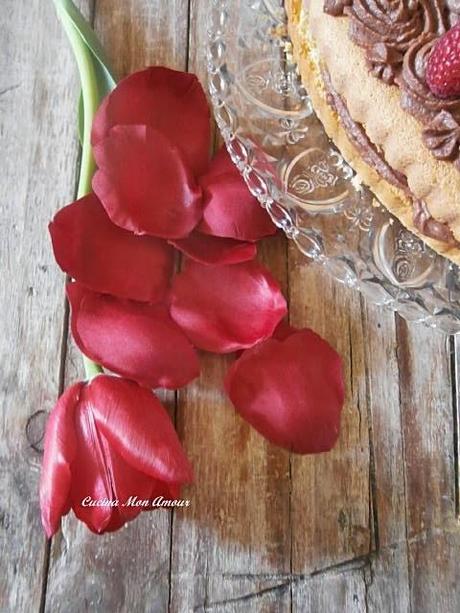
[206,0,460,334]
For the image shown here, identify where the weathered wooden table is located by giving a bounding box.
[2,1,460,611]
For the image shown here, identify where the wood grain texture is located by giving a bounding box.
[0,0,87,609]
[361,304,411,613]
[396,321,460,612]
[2,0,459,611]
[169,238,292,612]
[43,2,189,612]
[168,4,294,611]
[288,247,371,575]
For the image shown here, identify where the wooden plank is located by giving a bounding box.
[359,311,459,612]
[292,566,368,612]
[360,304,411,612]
[9,0,458,609]
[396,320,460,612]
[0,0,89,609]
[43,2,190,611]
[168,3,293,610]
[396,322,456,533]
[409,531,460,613]
[169,242,292,611]
[93,0,189,74]
[287,246,371,574]
[452,335,460,519]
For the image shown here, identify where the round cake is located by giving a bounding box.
[286,0,460,263]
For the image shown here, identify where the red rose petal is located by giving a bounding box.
[49,193,174,302]
[224,329,345,454]
[170,260,287,353]
[93,125,203,239]
[92,66,211,176]
[39,383,81,538]
[169,232,256,265]
[67,283,200,389]
[198,147,276,242]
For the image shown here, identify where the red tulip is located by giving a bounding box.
[170,260,287,353]
[40,375,193,536]
[224,327,345,454]
[93,125,203,239]
[91,66,211,177]
[49,193,174,302]
[67,282,200,390]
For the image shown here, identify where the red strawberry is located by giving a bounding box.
[426,24,460,99]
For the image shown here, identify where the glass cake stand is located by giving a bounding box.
[206,0,460,334]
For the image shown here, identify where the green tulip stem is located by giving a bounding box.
[54,0,103,380]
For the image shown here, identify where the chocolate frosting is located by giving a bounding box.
[322,69,459,245]
[399,36,460,167]
[423,109,460,162]
[322,70,410,190]
[323,0,460,171]
[324,0,352,16]
[413,199,458,244]
[332,0,446,84]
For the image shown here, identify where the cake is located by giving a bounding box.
[286,0,460,263]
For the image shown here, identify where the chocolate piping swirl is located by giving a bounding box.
[322,70,410,190]
[399,37,460,119]
[322,69,459,245]
[323,0,460,169]
[423,110,460,162]
[399,36,460,166]
[324,0,352,16]
[343,0,446,84]
[413,199,459,244]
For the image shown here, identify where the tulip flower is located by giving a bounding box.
[40,375,193,536]
[43,15,347,543]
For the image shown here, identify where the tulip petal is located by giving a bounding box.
[39,383,82,537]
[67,283,200,390]
[91,66,211,177]
[70,402,116,533]
[200,145,233,179]
[198,147,276,242]
[93,125,203,239]
[49,193,174,302]
[149,480,182,503]
[170,260,287,353]
[224,329,345,454]
[94,435,153,525]
[272,319,297,341]
[169,232,256,265]
[86,375,193,484]
[69,398,153,533]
